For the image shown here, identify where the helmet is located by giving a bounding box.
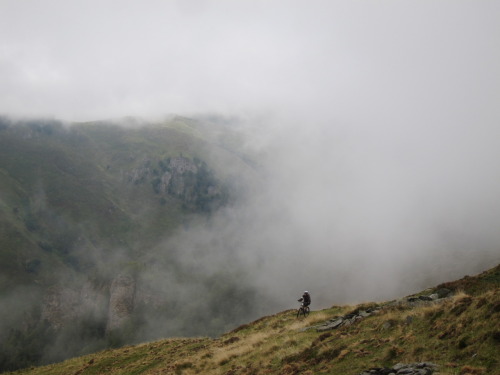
[304,291,309,293]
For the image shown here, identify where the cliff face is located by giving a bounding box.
[129,156,226,212]
[41,286,82,330]
[41,279,109,330]
[40,275,136,334]
[37,271,178,340]
[106,274,136,332]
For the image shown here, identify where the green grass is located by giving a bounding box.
[0,117,247,280]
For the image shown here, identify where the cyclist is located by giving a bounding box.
[298,291,311,307]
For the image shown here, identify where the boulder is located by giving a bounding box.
[359,362,437,375]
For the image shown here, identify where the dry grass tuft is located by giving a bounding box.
[306,311,331,324]
[338,349,350,359]
[451,289,469,300]
[459,365,487,375]
[212,331,273,365]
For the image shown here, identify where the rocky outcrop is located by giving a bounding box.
[126,155,225,212]
[106,274,136,332]
[169,156,197,174]
[359,362,438,374]
[41,280,108,329]
[126,158,153,184]
[306,290,454,333]
[407,288,451,303]
[311,307,382,332]
[40,275,137,334]
[158,156,198,196]
[40,286,81,329]
[128,156,198,193]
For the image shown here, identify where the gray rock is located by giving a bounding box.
[417,362,437,369]
[315,306,384,333]
[418,295,433,301]
[107,274,136,332]
[393,363,406,371]
[316,318,344,332]
[330,318,344,328]
[435,288,451,298]
[342,319,353,326]
[397,368,415,374]
[359,362,438,375]
[40,280,108,330]
[41,286,80,329]
[382,321,393,330]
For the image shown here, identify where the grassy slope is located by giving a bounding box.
[0,117,255,289]
[8,265,499,375]
[0,121,138,290]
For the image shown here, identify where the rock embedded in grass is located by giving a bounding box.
[358,362,438,375]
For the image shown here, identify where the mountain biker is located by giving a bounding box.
[298,291,311,307]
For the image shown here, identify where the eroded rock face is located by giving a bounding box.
[40,274,138,334]
[106,274,136,332]
[40,286,80,329]
[162,157,198,196]
[40,280,108,330]
[125,155,225,212]
[169,157,197,175]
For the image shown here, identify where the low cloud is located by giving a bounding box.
[159,112,500,310]
[1,0,499,321]
[1,1,498,122]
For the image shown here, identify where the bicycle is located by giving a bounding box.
[296,303,310,318]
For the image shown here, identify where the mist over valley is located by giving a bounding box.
[0,0,499,372]
[1,114,499,371]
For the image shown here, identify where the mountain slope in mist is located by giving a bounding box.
[0,116,246,287]
[1,114,500,373]
[6,264,499,375]
[0,116,262,371]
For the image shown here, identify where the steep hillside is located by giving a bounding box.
[0,116,246,283]
[0,116,261,371]
[6,265,499,375]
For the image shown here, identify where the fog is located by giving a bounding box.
[2,0,500,312]
[166,115,500,310]
[2,1,498,122]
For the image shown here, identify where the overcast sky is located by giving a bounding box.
[0,0,498,123]
[2,1,500,307]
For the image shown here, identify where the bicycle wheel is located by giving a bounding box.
[297,306,308,318]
